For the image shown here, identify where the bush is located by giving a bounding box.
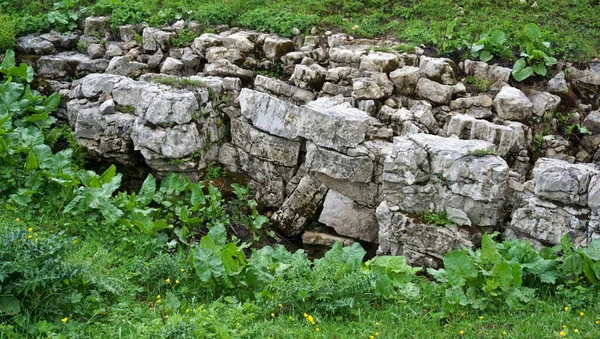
[0,15,15,52]
[237,8,318,37]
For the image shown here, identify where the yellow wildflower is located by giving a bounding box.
[180,269,185,272]
[165,315,168,319]
[596,320,600,325]
[16,218,20,221]
[478,315,484,320]
[156,295,161,299]
[574,329,579,334]
[307,315,315,324]
[61,317,68,323]
[175,280,179,284]
[579,312,584,317]
[376,322,380,326]
[289,316,293,320]
[34,238,38,243]
[304,313,308,318]
[459,330,464,335]
[315,328,319,332]
[271,313,275,318]
[165,278,171,283]
[375,332,379,336]
[564,306,569,311]
[185,309,190,313]
[27,227,32,232]
[72,239,78,243]
[560,331,566,337]
[279,303,282,307]
[370,336,374,339]
[563,325,568,329]
[27,234,32,239]
[503,331,507,335]
[157,299,161,304]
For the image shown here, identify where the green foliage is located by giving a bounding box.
[0,15,16,52]
[237,8,319,37]
[47,0,85,33]
[466,75,494,92]
[565,123,592,140]
[471,29,510,62]
[204,163,225,180]
[422,210,453,226]
[171,28,196,47]
[467,148,500,157]
[512,24,557,81]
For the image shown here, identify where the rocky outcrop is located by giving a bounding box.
[23,20,600,265]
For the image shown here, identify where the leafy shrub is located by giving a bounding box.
[471,29,510,62]
[191,2,239,26]
[171,28,196,47]
[422,210,453,226]
[237,8,318,37]
[0,15,15,52]
[47,0,85,33]
[512,24,557,81]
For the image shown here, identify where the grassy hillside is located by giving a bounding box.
[1,0,600,61]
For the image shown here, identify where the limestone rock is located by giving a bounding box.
[222,32,255,53]
[40,31,79,49]
[143,28,173,52]
[566,63,600,86]
[291,62,327,89]
[305,143,374,183]
[160,57,183,75]
[419,56,455,85]
[15,35,56,55]
[37,52,108,79]
[84,16,111,37]
[464,60,512,83]
[302,231,355,247]
[318,190,379,243]
[444,114,521,156]
[271,176,328,236]
[204,60,253,82]
[415,78,465,105]
[359,52,399,73]
[529,91,561,117]
[389,66,420,95]
[263,36,294,61]
[532,158,598,206]
[329,46,367,65]
[105,56,147,77]
[254,75,315,105]
[230,119,300,167]
[547,72,569,94]
[493,86,533,121]
[583,110,600,135]
[191,34,222,54]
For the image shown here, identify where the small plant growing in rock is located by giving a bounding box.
[422,210,453,226]
[512,23,557,81]
[467,148,499,157]
[204,163,225,180]
[172,28,196,47]
[466,75,494,92]
[470,29,510,62]
[565,123,592,140]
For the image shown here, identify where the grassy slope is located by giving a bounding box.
[1,0,600,61]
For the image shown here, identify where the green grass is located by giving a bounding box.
[2,0,600,61]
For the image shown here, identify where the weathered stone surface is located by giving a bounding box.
[271,176,328,236]
[305,143,374,183]
[329,46,367,64]
[222,32,255,53]
[302,98,372,151]
[464,59,511,83]
[383,134,507,226]
[37,52,108,79]
[508,193,588,246]
[445,114,521,156]
[352,73,394,100]
[359,52,399,73]
[315,173,380,207]
[143,28,173,52]
[389,66,421,95]
[566,63,600,86]
[105,56,147,77]
[15,35,56,55]
[87,44,106,59]
[547,72,569,94]
[254,75,314,105]
[533,158,598,206]
[415,78,465,105]
[238,88,303,139]
[204,60,253,82]
[318,190,379,243]
[230,119,300,166]
[583,110,600,135]
[291,62,327,88]
[131,121,200,159]
[326,66,358,84]
[40,31,79,49]
[529,91,561,117]
[84,16,111,37]
[376,201,476,267]
[205,46,244,65]
[263,36,294,61]
[191,34,222,54]
[493,86,533,121]
[419,56,455,85]
[160,57,183,75]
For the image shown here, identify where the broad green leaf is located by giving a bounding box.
[579,238,600,260]
[489,30,506,46]
[512,58,526,73]
[98,198,123,225]
[481,233,501,264]
[532,63,547,76]
[192,247,225,283]
[207,223,227,245]
[99,164,117,184]
[0,50,16,71]
[560,234,574,256]
[25,150,38,172]
[136,174,156,206]
[0,295,20,315]
[562,254,582,276]
[479,50,493,63]
[580,254,597,284]
[444,250,479,287]
[32,144,53,169]
[190,183,206,205]
[492,260,523,290]
[512,65,534,82]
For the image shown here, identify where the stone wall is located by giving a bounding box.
[16,17,600,266]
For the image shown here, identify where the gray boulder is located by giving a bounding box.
[493,86,533,121]
[318,190,379,243]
